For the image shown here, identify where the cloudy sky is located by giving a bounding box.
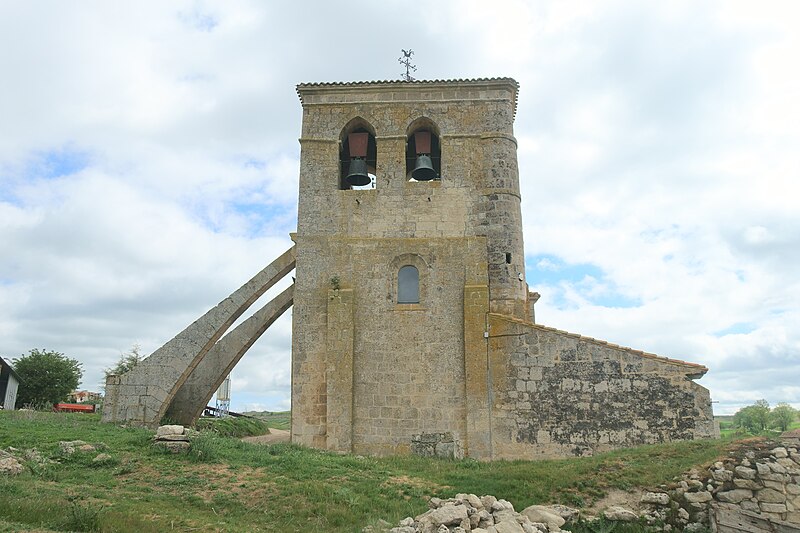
[1,1,797,415]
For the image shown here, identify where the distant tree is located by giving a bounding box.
[12,349,83,407]
[733,399,771,433]
[771,402,798,432]
[103,344,144,383]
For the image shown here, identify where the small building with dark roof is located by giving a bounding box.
[0,356,21,410]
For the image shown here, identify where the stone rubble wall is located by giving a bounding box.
[369,493,578,533]
[486,314,717,460]
[634,439,800,532]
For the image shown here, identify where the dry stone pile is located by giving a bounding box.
[1,446,59,475]
[373,439,800,533]
[372,494,578,533]
[0,449,24,475]
[153,424,191,452]
[633,439,800,531]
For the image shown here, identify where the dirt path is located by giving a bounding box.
[241,428,290,445]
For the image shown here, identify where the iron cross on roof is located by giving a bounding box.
[398,49,417,82]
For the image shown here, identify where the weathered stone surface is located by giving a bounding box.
[759,502,787,513]
[154,441,190,453]
[0,457,23,475]
[733,478,762,490]
[716,489,753,503]
[92,453,112,463]
[684,491,713,503]
[603,506,638,521]
[59,440,90,454]
[768,462,788,474]
[493,509,518,524]
[735,466,756,480]
[520,506,565,530]
[426,504,468,526]
[546,504,579,522]
[493,520,524,533]
[155,434,189,442]
[756,488,786,503]
[772,447,789,459]
[164,284,295,425]
[712,468,733,482]
[103,245,296,428]
[290,79,716,459]
[156,425,185,437]
[641,492,670,505]
[756,462,771,476]
[740,499,760,512]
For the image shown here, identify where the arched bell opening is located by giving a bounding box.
[405,118,441,182]
[340,118,377,190]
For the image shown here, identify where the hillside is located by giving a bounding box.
[0,410,736,532]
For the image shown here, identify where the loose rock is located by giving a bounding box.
[603,506,638,522]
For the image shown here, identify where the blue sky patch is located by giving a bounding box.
[31,147,91,179]
[526,254,641,309]
[179,9,219,32]
[713,322,756,337]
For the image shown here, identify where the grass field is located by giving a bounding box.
[715,415,800,439]
[242,410,290,430]
[0,410,737,532]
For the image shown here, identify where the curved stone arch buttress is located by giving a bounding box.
[163,284,294,425]
[102,246,296,428]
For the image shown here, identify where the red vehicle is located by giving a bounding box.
[53,403,95,413]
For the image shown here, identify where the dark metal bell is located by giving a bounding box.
[345,158,371,187]
[411,154,437,181]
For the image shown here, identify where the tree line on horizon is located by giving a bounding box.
[732,399,798,433]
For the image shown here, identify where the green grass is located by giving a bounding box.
[716,415,800,439]
[0,410,736,533]
[242,410,290,430]
[195,416,270,438]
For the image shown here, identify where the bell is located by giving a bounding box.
[345,157,371,187]
[411,154,437,181]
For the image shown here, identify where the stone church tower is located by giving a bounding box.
[100,77,715,457]
[291,79,530,457]
[291,78,716,459]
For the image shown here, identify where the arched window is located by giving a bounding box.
[340,118,377,190]
[397,265,420,304]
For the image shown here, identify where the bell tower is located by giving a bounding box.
[291,79,530,457]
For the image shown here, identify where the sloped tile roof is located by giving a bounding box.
[488,313,709,376]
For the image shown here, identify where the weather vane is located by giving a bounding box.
[398,49,417,82]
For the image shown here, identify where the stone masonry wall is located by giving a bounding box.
[486,314,716,460]
[291,79,715,460]
[293,235,487,455]
[292,80,527,455]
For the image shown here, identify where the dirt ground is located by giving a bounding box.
[241,428,290,445]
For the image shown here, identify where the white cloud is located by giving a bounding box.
[0,1,798,416]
